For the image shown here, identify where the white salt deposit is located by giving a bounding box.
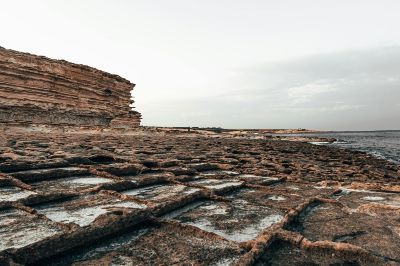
[0,223,61,251]
[122,185,162,197]
[122,184,200,201]
[64,177,112,185]
[0,209,62,251]
[200,204,228,215]
[201,172,218,176]
[362,196,385,201]
[309,142,332,145]
[214,257,238,266]
[267,195,286,201]
[205,182,243,190]
[0,186,36,202]
[186,214,283,242]
[190,179,243,190]
[37,201,147,227]
[222,171,240,175]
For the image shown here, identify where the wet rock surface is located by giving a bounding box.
[0,130,399,265]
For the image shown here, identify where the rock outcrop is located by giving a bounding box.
[0,129,399,265]
[0,46,141,129]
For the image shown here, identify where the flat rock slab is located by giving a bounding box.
[171,199,285,242]
[118,172,173,185]
[0,186,36,202]
[34,194,147,227]
[199,170,240,177]
[336,188,400,210]
[299,202,400,262]
[43,223,244,266]
[186,178,243,192]
[268,182,335,198]
[238,174,280,185]
[31,175,114,194]
[121,184,200,205]
[10,167,89,182]
[256,240,390,266]
[226,188,306,210]
[0,208,64,252]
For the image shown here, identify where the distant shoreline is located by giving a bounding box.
[142,126,400,134]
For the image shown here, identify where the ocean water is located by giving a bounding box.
[286,131,400,164]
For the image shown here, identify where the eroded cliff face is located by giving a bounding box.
[0,46,141,128]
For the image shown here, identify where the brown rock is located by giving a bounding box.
[0,47,141,129]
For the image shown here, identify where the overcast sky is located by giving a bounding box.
[1,0,400,130]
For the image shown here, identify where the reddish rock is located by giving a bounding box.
[0,47,140,129]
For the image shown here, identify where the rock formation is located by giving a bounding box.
[1,46,400,265]
[0,46,141,129]
[0,129,399,265]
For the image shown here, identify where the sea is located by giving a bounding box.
[280,131,400,164]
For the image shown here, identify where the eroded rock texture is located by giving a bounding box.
[0,47,140,128]
[0,130,399,265]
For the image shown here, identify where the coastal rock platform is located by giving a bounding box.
[0,129,399,265]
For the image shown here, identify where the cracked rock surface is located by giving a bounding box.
[0,129,399,265]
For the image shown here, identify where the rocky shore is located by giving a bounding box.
[145,126,337,143]
[1,48,399,265]
[0,128,399,265]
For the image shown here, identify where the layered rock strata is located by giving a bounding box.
[0,46,140,128]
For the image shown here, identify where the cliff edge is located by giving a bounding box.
[0,47,141,129]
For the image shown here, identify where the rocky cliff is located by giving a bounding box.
[0,46,141,129]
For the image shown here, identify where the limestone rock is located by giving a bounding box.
[0,47,140,129]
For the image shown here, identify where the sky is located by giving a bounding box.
[1,0,400,130]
